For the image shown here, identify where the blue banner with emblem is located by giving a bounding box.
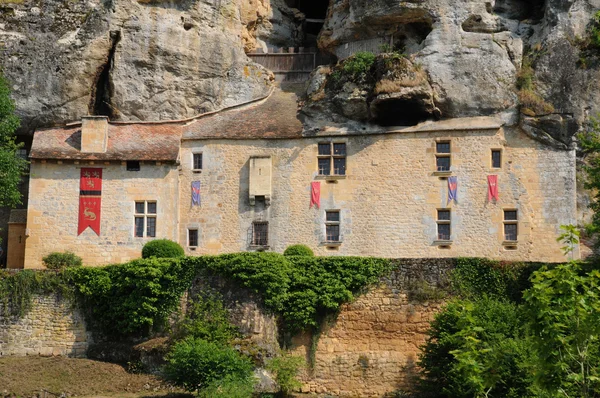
[192,181,201,206]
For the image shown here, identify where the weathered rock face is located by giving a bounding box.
[317,0,600,146]
[0,0,276,132]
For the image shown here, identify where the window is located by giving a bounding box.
[325,210,341,242]
[492,149,502,168]
[252,221,269,246]
[193,153,203,171]
[318,143,346,176]
[188,229,198,247]
[16,149,27,160]
[435,141,451,172]
[127,161,140,171]
[134,201,157,237]
[437,209,451,241]
[504,210,518,241]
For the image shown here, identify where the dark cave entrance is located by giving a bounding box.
[90,30,121,119]
[493,0,546,21]
[371,98,433,127]
[286,0,329,47]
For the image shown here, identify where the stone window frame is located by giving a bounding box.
[192,152,203,172]
[503,209,518,244]
[134,200,157,238]
[324,210,342,245]
[436,209,452,242]
[434,140,451,173]
[317,142,347,179]
[188,228,199,248]
[491,148,502,169]
[251,221,269,248]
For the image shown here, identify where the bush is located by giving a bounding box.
[164,337,254,392]
[283,245,314,257]
[67,257,195,337]
[342,51,375,81]
[141,239,184,259]
[174,291,240,345]
[42,251,82,269]
[197,375,255,398]
[418,298,535,398]
[266,353,305,396]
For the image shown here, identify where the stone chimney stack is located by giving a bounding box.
[81,116,109,153]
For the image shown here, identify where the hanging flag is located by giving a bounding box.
[78,168,102,236]
[310,181,321,209]
[191,181,201,206]
[488,175,499,202]
[447,176,458,204]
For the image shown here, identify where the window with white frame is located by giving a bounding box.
[325,210,341,242]
[134,201,157,238]
[503,210,518,241]
[435,141,451,172]
[437,209,451,241]
[193,153,203,171]
[318,143,346,176]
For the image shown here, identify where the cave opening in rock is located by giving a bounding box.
[493,0,545,21]
[371,98,432,127]
[91,30,121,119]
[285,0,328,47]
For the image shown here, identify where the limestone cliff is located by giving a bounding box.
[0,0,279,132]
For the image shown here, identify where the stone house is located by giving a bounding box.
[13,89,577,268]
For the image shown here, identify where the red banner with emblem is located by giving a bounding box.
[78,168,102,235]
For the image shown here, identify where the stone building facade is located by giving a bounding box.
[17,89,577,267]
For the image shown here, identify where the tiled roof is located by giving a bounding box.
[8,209,27,224]
[30,123,183,161]
[182,88,303,140]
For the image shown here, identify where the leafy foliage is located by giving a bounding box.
[164,337,254,392]
[524,262,600,397]
[67,258,195,337]
[141,239,184,259]
[266,352,305,396]
[197,375,256,398]
[184,253,391,334]
[283,244,314,257]
[342,51,376,81]
[42,251,83,270]
[173,291,240,345]
[0,72,27,212]
[578,117,600,243]
[419,298,535,398]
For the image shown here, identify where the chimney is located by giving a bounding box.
[81,116,109,153]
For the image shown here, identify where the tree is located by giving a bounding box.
[578,117,600,245]
[0,72,26,208]
[524,263,600,398]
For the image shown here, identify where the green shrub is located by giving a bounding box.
[67,257,195,337]
[418,298,535,398]
[175,291,240,345]
[342,51,375,81]
[42,251,82,269]
[266,353,305,396]
[283,245,314,257]
[197,375,255,398]
[165,337,254,392]
[141,239,184,259]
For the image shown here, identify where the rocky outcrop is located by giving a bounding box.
[317,0,600,147]
[0,0,275,132]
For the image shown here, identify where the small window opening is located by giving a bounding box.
[435,141,451,172]
[437,209,451,241]
[503,210,518,242]
[318,143,346,176]
[188,229,199,247]
[252,221,269,246]
[492,150,502,168]
[127,161,140,171]
[193,153,203,171]
[325,210,341,242]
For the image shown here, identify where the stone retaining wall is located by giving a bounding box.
[0,294,90,357]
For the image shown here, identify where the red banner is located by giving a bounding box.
[78,168,102,235]
[310,182,320,209]
[488,175,499,202]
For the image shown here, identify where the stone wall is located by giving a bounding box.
[0,293,90,357]
[24,161,180,268]
[179,122,577,262]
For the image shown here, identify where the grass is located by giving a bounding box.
[374,72,427,94]
[0,357,192,397]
